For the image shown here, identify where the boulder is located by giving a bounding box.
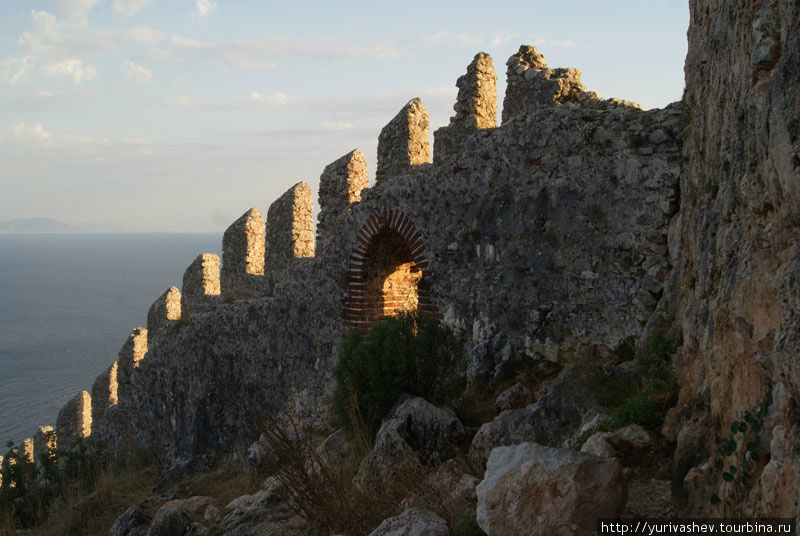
[367,507,449,536]
[217,481,306,536]
[581,424,653,461]
[471,363,638,460]
[109,503,154,536]
[356,397,465,488]
[495,382,531,411]
[147,497,216,536]
[476,442,626,536]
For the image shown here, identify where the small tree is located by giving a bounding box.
[332,311,463,439]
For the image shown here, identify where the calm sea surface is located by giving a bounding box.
[0,233,221,446]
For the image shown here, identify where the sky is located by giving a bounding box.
[0,0,690,232]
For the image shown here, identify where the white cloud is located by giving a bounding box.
[167,95,196,108]
[1,56,33,84]
[249,91,288,105]
[57,0,100,17]
[42,58,97,84]
[170,35,212,49]
[488,32,520,48]
[124,60,152,82]
[321,121,354,130]
[524,35,575,49]
[423,30,483,48]
[20,11,163,58]
[113,0,156,16]
[195,0,217,17]
[10,122,52,142]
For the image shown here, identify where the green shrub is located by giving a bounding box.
[332,311,463,439]
[454,514,487,536]
[606,392,664,430]
[570,329,679,450]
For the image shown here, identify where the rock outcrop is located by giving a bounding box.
[476,442,626,536]
[667,0,800,516]
[366,507,449,536]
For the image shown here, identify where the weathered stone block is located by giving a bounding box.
[17,437,33,464]
[454,52,498,128]
[147,286,181,334]
[56,391,92,450]
[476,442,626,536]
[117,327,148,385]
[182,253,221,317]
[266,181,314,269]
[376,98,431,183]
[502,44,587,123]
[221,208,265,298]
[367,507,449,536]
[319,149,368,211]
[317,150,369,256]
[33,426,56,466]
[91,361,119,424]
[434,52,498,163]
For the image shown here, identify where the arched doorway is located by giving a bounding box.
[344,209,439,328]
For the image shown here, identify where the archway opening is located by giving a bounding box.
[362,228,421,323]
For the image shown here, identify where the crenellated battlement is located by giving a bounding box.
[6,44,685,466]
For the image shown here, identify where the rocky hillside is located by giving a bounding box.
[2,0,800,534]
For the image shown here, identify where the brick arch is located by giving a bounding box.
[344,208,441,328]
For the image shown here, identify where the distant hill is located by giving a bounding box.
[0,217,77,233]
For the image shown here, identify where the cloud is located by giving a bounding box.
[166,91,290,110]
[42,58,97,84]
[423,30,483,48]
[248,91,288,105]
[170,35,212,49]
[10,122,52,142]
[195,0,217,18]
[113,0,156,16]
[124,60,152,82]
[488,32,520,48]
[524,35,575,49]
[20,10,163,58]
[166,95,197,108]
[1,56,33,84]
[320,121,354,130]
[165,34,402,71]
[57,0,100,17]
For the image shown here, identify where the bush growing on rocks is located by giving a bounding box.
[332,312,464,439]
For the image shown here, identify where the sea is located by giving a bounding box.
[0,233,221,447]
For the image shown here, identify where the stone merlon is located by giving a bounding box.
[56,391,92,451]
[453,52,498,128]
[147,286,182,334]
[17,437,33,464]
[33,426,55,466]
[266,181,315,269]
[182,253,221,318]
[434,52,498,163]
[91,361,118,424]
[376,98,431,183]
[317,150,369,255]
[502,45,586,123]
[117,327,148,385]
[221,208,265,298]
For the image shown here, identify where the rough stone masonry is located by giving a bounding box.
[71,43,683,465]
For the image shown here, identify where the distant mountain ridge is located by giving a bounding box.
[0,217,77,232]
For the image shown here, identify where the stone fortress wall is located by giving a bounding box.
[2,45,683,467]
